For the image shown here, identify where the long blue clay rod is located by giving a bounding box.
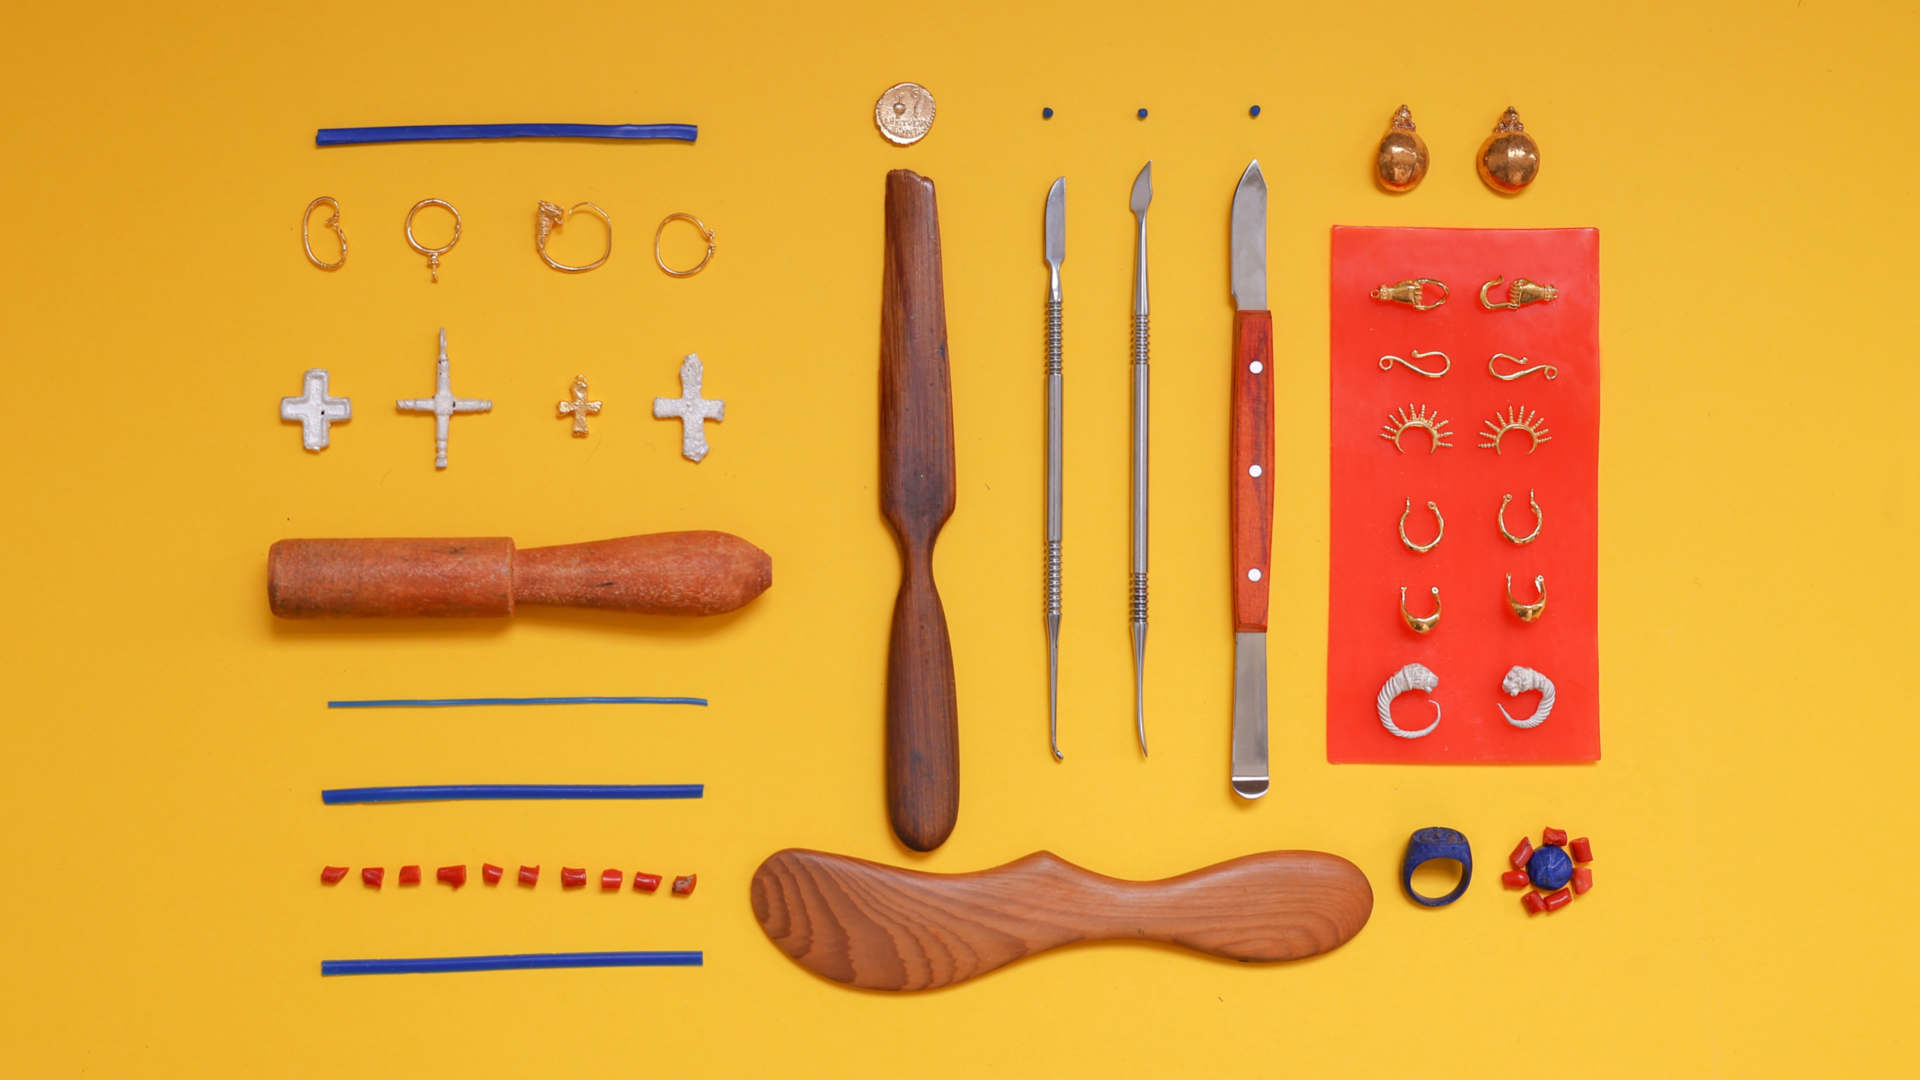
[315,123,697,147]
[322,784,704,805]
[323,951,703,976]
[327,696,707,708]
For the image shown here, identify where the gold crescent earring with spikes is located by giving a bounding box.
[1400,586,1441,633]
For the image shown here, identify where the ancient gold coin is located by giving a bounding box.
[875,82,936,145]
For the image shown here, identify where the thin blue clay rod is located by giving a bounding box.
[322,784,704,805]
[327,696,707,708]
[315,123,697,146]
[322,951,703,976]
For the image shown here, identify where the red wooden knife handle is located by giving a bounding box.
[1231,310,1275,632]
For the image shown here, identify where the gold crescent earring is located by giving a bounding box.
[1400,586,1441,633]
[1399,498,1444,553]
[302,197,346,270]
[535,201,612,273]
[1499,490,1543,544]
[1507,574,1546,621]
[655,213,716,277]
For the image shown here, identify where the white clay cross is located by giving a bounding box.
[397,328,492,469]
[558,375,602,436]
[653,353,725,462]
[281,369,352,451]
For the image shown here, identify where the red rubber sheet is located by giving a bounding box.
[1327,226,1599,763]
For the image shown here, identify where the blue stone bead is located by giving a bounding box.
[1042,107,1054,119]
[1250,105,1261,118]
[1528,845,1574,891]
[1137,108,1148,119]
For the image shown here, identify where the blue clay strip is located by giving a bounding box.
[322,784,704,804]
[327,696,706,708]
[316,123,697,146]
[322,951,703,976]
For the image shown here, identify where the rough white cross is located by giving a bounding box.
[557,375,602,436]
[653,353,725,462]
[280,369,352,451]
[397,328,492,469]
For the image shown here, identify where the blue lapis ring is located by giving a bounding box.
[1402,827,1473,907]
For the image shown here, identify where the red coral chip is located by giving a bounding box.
[632,873,662,893]
[437,865,467,889]
[482,864,504,885]
[399,865,421,885]
[601,869,622,890]
[1509,837,1535,870]
[518,865,539,886]
[1542,826,1568,847]
[1570,837,1593,862]
[671,874,697,896]
[562,867,587,888]
[321,866,349,885]
[1542,887,1573,912]
[1521,891,1547,914]
[362,867,385,888]
[1572,867,1593,895]
[1501,870,1531,888]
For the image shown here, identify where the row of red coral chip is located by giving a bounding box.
[321,865,693,895]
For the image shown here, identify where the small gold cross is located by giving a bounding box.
[557,375,603,436]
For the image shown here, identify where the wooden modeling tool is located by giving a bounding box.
[268,531,770,618]
[751,847,1373,991]
[880,169,960,852]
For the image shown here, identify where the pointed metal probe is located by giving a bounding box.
[1043,177,1066,761]
[1128,161,1152,757]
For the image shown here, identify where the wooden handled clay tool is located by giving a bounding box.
[1128,160,1152,756]
[1229,160,1274,799]
[880,170,959,852]
[268,530,770,618]
[1042,177,1066,761]
[751,847,1372,991]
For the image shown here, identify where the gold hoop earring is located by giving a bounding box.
[1506,574,1546,621]
[1499,490,1542,544]
[1399,498,1444,553]
[654,213,715,277]
[1400,586,1441,633]
[302,197,346,270]
[1379,349,1449,378]
[535,201,612,273]
[404,198,462,282]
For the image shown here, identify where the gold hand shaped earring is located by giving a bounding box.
[405,199,462,282]
[302,197,346,270]
[535,201,612,272]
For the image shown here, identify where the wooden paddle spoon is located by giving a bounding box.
[751,847,1373,991]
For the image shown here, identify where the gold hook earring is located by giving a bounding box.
[1378,349,1450,378]
[302,197,346,270]
[535,201,612,272]
[1399,498,1444,553]
[1499,490,1542,545]
[1400,586,1441,633]
[1507,574,1546,621]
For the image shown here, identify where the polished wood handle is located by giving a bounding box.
[267,530,771,618]
[751,847,1373,991]
[879,169,959,852]
[1231,310,1275,633]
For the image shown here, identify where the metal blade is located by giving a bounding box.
[1231,160,1266,311]
[1130,160,1152,214]
[1231,631,1269,799]
[1044,178,1065,268]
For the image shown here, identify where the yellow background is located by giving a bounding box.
[1,1,1913,1075]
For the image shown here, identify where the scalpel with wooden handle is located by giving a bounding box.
[751,846,1372,991]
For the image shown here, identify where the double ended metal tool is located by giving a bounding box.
[1129,161,1153,757]
[1043,178,1066,760]
[1229,160,1274,800]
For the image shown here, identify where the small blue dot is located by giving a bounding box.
[1250,105,1261,118]
[1137,108,1148,119]
[1042,107,1054,119]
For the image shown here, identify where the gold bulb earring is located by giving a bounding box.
[1506,574,1546,622]
[1478,107,1540,193]
[1375,105,1429,193]
[1400,586,1441,633]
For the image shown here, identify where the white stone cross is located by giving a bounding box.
[653,353,725,462]
[280,369,352,451]
[557,375,602,436]
[397,328,492,469]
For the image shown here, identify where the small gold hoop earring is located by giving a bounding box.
[405,198,462,282]
[1379,348,1449,378]
[302,197,346,270]
[1488,352,1557,381]
[1499,490,1542,544]
[655,213,715,277]
[535,201,612,273]
[1400,586,1441,633]
[1400,498,1444,553]
[1507,574,1546,622]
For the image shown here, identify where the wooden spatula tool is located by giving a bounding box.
[751,847,1373,991]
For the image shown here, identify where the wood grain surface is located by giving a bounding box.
[266,531,771,618]
[879,169,960,852]
[1231,310,1275,633]
[751,847,1372,991]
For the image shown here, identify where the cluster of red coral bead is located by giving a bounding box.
[1500,826,1592,914]
[321,864,695,895]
